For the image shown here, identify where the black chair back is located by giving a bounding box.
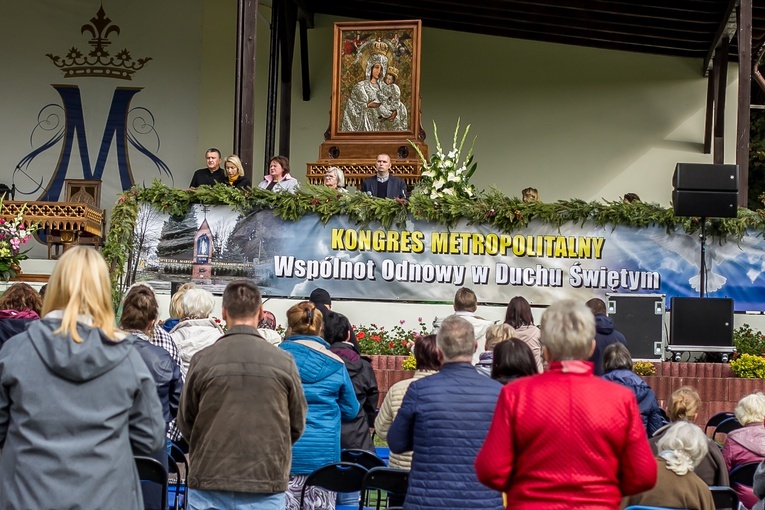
[360,467,409,510]
[713,417,743,444]
[342,449,387,471]
[730,461,760,488]
[709,485,740,509]
[167,442,188,510]
[136,455,168,510]
[705,411,735,435]
[300,462,368,509]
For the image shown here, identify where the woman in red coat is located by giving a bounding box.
[475,299,657,509]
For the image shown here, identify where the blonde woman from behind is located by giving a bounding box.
[0,246,165,510]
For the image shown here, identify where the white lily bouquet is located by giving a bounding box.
[411,119,477,200]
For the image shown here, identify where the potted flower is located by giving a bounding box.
[0,197,39,281]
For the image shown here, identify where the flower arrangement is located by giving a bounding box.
[402,353,417,370]
[355,318,429,356]
[730,353,765,378]
[633,361,656,376]
[410,119,477,200]
[0,198,39,281]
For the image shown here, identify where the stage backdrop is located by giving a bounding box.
[136,206,765,311]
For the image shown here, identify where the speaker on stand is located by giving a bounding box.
[668,163,738,361]
[672,163,738,298]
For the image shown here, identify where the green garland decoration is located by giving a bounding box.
[104,180,765,303]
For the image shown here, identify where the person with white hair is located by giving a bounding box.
[323,167,346,191]
[723,392,765,508]
[169,287,224,373]
[621,421,715,510]
[476,300,657,508]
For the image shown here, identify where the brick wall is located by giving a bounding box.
[368,357,761,430]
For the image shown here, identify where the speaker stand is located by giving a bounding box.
[699,217,707,298]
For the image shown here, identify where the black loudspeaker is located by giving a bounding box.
[672,163,739,218]
[669,297,734,347]
[673,163,738,191]
[672,190,738,218]
[606,294,665,359]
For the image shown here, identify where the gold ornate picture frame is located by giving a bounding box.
[330,20,422,140]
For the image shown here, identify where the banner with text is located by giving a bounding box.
[233,210,765,311]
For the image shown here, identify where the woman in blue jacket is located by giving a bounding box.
[602,342,665,436]
[280,301,359,510]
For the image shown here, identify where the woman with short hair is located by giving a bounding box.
[476,300,657,508]
[223,154,252,189]
[602,342,665,436]
[723,392,765,508]
[622,421,715,510]
[649,386,728,487]
[0,246,165,509]
[169,287,224,373]
[490,337,538,385]
[121,286,183,467]
[258,156,299,193]
[324,167,346,191]
[279,302,359,510]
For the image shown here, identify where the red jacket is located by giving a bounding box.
[475,360,657,509]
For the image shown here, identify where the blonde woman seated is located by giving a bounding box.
[649,386,729,487]
[621,421,715,510]
[723,392,765,508]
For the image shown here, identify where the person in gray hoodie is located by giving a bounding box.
[0,246,166,510]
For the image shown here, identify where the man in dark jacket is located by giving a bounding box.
[585,298,627,376]
[179,281,307,509]
[388,316,504,510]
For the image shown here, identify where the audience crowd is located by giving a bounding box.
[1,249,763,510]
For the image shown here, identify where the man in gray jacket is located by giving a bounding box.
[179,281,307,509]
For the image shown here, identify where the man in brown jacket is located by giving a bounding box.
[179,280,307,509]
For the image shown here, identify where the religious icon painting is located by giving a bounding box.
[331,20,422,138]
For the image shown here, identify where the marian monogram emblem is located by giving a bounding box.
[14,6,172,205]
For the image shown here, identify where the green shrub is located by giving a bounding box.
[730,353,765,378]
[733,324,765,356]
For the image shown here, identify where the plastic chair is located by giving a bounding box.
[341,449,387,471]
[729,461,760,488]
[300,462,370,510]
[136,455,168,510]
[374,446,390,466]
[713,417,743,445]
[167,442,188,510]
[359,467,409,510]
[705,411,735,435]
[709,485,740,509]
